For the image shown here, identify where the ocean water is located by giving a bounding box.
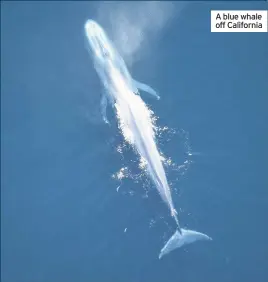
[1,1,267,282]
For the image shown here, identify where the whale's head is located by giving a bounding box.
[84,20,115,63]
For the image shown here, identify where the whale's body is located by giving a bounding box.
[84,19,211,258]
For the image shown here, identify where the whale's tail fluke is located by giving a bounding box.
[159,228,212,259]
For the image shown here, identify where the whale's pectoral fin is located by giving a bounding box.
[100,94,109,124]
[133,79,160,100]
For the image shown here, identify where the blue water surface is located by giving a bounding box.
[1,1,267,282]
